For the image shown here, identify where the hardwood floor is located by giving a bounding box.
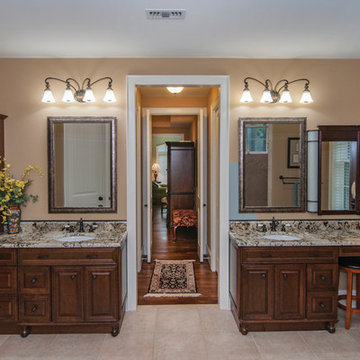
[138,205,218,305]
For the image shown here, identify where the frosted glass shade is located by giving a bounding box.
[300,89,313,104]
[83,88,96,102]
[41,89,55,103]
[260,89,273,103]
[62,88,75,103]
[167,87,184,94]
[152,163,161,171]
[103,88,117,103]
[240,89,253,103]
[279,89,293,103]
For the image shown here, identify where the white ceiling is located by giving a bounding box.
[1,0,360,58]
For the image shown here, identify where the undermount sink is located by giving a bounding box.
[55,235,95,242]
[262,234,301,241]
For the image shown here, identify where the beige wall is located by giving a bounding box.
[1,58,360,220]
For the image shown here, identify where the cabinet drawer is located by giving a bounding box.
[19,248,118,266]
[0,295,17,322]
[19,295,51,323]
[339,246,360,257]
[307,293,337,319]
[307,264,338,292]
[19,267,50,294]
[0,266,17,294]
[241,247,338,264]
[0,249,17,265]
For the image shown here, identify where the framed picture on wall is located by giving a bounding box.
[288,137,300,168]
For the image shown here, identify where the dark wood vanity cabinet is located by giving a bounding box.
[0,245,126,337]
[230,242,338,334]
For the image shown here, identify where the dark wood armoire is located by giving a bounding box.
[166,142,196,226]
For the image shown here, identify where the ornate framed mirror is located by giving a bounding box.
[48,116,117,213]
[239,117,306,212]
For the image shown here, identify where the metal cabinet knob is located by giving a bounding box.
[92,275,97,280]
[319,303,325,309]
[71,275,76,280]
[31,305,38,313]
[31,278,37,284]
[261,273,266,279]
[320,275,326,281]
[283,273,288,279]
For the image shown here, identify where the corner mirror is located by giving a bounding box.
[239,117,306,212]
[48,116,117,213]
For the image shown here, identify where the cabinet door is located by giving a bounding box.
[85,266,118,322]
[0,295,17,322]
[241,264,274,320]
[52,267,84,323]
[274,264,305,320]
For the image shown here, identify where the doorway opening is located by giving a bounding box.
[137,87,219,304]
[126,75,230,311]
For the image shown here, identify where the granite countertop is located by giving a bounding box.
[230,220,360,247]
[0,221,127,248]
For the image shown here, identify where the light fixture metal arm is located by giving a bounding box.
[89,76,113,87]
[277,78,310,93]
[244,76,267,88]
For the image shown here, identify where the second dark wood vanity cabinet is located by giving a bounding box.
[230,242,339,334]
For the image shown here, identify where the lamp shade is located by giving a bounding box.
[300,89,313,104]
[240,89,253,103]
[279,89,292,104]
[152,163,161,171]
[62,88,75,103]
[83,88,96,102]
[260,89,273,103]
[41,89,55,103]
[103,88,117,103]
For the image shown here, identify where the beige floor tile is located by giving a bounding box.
[251,332,316,359]
[337,309,360,329]
[198,306,239,333]
[315,353,360,360]
[205,331,261,360]
[98,331,154,360]
[0,334,57,360]
[153,331,207,360]
[121,305,158,334]
[155,305,202,334]
[0,335,10,347]
[300,328,360,355]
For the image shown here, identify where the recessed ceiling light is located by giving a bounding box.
[146,9,186,20]
[167,87,184,94]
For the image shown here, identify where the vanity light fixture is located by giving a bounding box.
[166,86,184,94]
[41,76,116,103]
[240,77,313,104]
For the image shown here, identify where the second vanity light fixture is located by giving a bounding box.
[240,77,313,104]
[41,76,116,103]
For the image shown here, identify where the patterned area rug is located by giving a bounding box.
[145,259,201,297]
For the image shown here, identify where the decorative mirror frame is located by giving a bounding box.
[48,116,117,213]
[239,117,307,213]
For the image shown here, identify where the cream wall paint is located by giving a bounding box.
[1,58,360,220]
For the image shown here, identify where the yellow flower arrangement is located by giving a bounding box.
[0,157,42,223]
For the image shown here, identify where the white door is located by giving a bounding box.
[197,109,207,262]
[63,123,109,208]
[142,110,153,263]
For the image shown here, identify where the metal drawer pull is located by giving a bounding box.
[261,273,266,278]
[92,275,97,280]
[37,255,48,259]
[283,273,288,279]
[261,254,272,258]
[30,278,37,284]
[31,305,38,313]
[320,275,326,281]
[319,303,325,309]
[71,275,76,280]
[86,255,98,259]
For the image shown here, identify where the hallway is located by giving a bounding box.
[138,206,218,305]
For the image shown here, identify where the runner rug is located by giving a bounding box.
[145,259,201,297]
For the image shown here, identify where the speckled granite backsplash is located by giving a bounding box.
[0,221,127,248]
[230,220,360,247]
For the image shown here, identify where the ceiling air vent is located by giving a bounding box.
[146,9,186,20]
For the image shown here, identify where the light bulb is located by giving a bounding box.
[300,89,313,104]
[279,89,292,103]
[167,86,184,94]
[103,87,116,103]
[240,89,253,103]
[41,88,55,103]
[83,88,96,102]
[62,88,75,103]
[260,89,273,103]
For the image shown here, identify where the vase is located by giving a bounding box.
[7,205,21,234]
